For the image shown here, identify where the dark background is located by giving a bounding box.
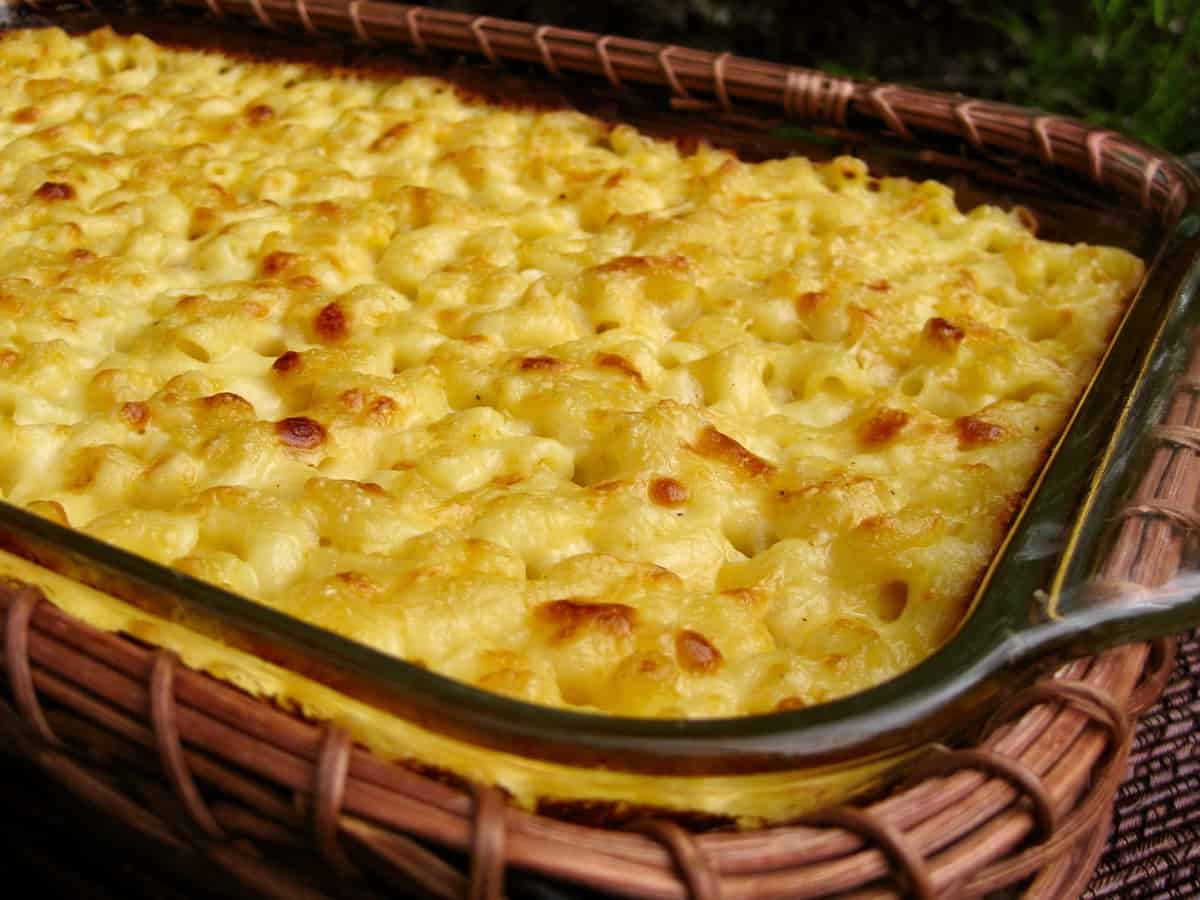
[419,0,1199,153]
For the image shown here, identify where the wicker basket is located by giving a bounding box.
[2,2,1199,897]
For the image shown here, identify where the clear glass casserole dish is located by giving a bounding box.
[0,0,1197,834]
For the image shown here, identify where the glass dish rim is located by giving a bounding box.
[0,2,1198,777]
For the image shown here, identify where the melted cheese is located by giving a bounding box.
[0,28,1142,731]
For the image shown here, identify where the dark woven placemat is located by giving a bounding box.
[1083,630,1200,900]
[3,631,1199,899]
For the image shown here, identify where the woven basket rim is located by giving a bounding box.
[0,2,1197,898]
[0,586,1177,898]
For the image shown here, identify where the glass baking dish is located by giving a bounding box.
[0,0,1198,824]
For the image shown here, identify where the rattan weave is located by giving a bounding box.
[0,2,1198,898]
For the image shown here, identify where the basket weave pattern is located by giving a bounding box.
[1,2,1198,897]
[0,585,1179,899]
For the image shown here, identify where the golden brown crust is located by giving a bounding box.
[314,302,349,342]
[261,250,301,278]
[593,254,690,277]
[244,102,275,125]
[594,353,646,388]
[955,415,1007,449]
[272,350,303,374]
[333,570,382,594]
[25,500,70,526]
[691,427,774,478]
[519,355,562,371]
[534,599,637,642]
[275,416,326,450]
[119,401,150,433]
[794,290,825,315]
[923,316,965,350]
[858,409,911,448]
[369,122,411,153]
[200,392,255,415]
[34,180,75,201]
[675,629,723,674]
[648,477,689,508]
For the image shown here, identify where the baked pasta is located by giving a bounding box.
[0,27,1142,729]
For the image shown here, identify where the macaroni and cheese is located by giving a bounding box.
[0,28,1142,728]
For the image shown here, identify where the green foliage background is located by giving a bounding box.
[423,0,1199,153]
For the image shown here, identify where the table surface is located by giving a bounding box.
[1082,630,1200,899]
[3,633,1199,899]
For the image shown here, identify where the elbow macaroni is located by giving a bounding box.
[0,27,1142,721]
